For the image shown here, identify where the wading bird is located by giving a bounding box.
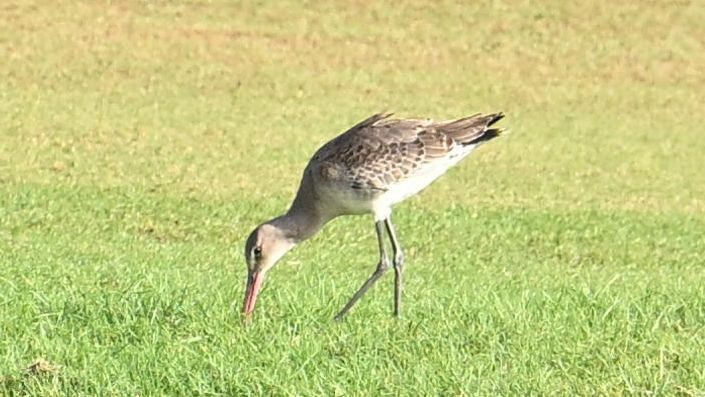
[243,112,504,320]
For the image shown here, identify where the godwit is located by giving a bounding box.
[243,112,505,320]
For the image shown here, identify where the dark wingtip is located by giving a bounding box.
[487,112,505,126]
[464,111,506,145]
[483,128,503,141]
[465,128,503,145]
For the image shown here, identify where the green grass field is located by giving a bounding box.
[2,1,705,395]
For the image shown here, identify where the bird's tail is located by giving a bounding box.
[441,112,505,145]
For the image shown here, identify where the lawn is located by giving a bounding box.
[1,1,704,395]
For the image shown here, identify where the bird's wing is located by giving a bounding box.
[312,112,504,191]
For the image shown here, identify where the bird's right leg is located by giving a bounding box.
[384,217,404,317]
[334,220,390,320]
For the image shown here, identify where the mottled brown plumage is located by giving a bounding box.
[311,113,504,193]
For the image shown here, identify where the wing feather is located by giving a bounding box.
[311,112,503,192]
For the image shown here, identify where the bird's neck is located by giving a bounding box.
[268,169,329,243]
[268,208,322,243]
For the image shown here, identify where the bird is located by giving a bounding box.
[243,111,505,320]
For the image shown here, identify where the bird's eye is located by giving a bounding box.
[253,246,262,259]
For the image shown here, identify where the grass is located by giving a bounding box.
[1,0,705,395]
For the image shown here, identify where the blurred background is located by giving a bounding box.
[2,1,703,212]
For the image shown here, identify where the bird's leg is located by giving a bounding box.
[334,220,390,320]
[384,217,404,317]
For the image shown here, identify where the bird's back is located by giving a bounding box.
[306,112,504,218]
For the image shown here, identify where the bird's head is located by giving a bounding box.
[242,223,296,317]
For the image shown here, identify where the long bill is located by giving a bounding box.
[242,271,265,317]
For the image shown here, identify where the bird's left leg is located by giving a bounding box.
[385,217,404,317]
[334,220,390,320]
